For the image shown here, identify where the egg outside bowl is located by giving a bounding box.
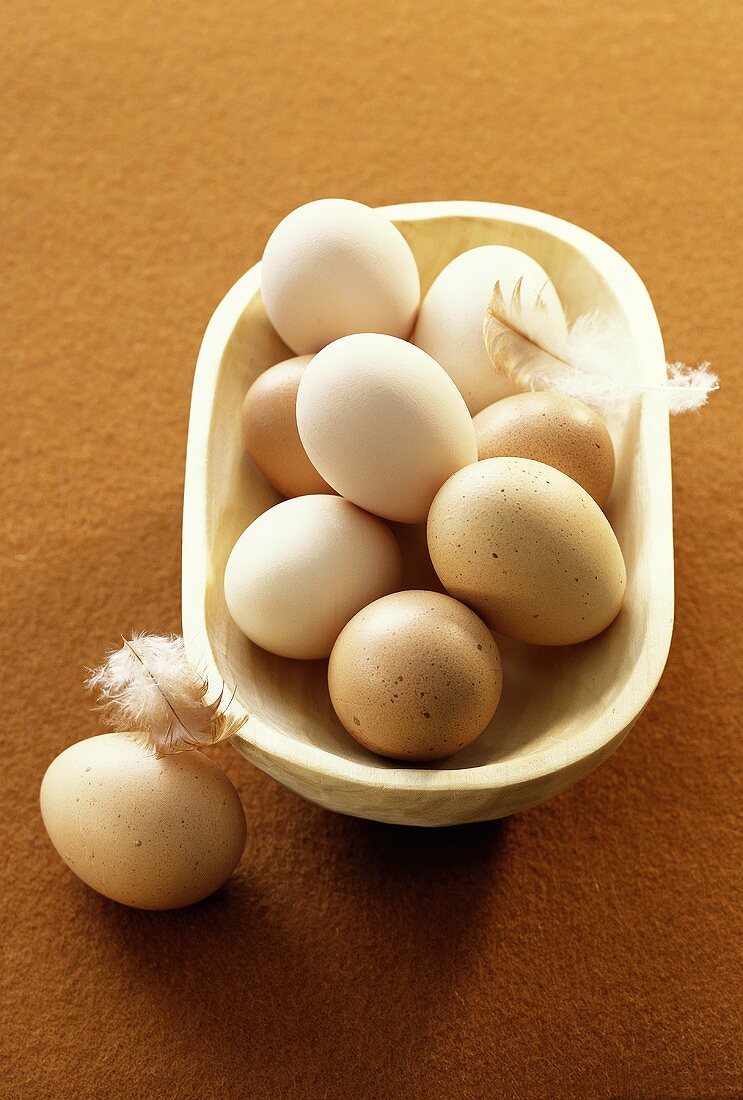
[182,201,674,827]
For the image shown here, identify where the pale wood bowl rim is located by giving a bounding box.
[182,200,674,799]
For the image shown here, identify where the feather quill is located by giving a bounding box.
[85,633,245,754]
[484,276,718,414]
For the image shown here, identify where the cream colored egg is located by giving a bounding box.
[329,590,503,761]
[261,199,420,354]
[412,245,566,414]
[224,494,403,659]
[296,334,477,524]
[241,356,333,498]
[474,391,615,507]
[428,458,626,646]
[40,734,246,910]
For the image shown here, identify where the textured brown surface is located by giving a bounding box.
[2,2,741,1097]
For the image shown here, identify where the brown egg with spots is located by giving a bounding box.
[241,356,333,498]
[328,590,503,761]
[40,734,247,910]
[474,392,615,507]
[428,458,626,646]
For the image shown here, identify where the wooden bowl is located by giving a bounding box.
[182,201,674,827]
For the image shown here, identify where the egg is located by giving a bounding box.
[224,494,403,658]
[241,355,333,498]
[296,333,477,523]
[261,199,420,354]
[40,734,246,910]
[328,590,503,761]
[474,391,615,507]
[412,245,566,414]
[428,458,626,646]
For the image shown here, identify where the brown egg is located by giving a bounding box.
[328,590,503,761]
[428,458,626,646]
[241,356,333,497]
[40,734,246,910]
[474,392,615,507]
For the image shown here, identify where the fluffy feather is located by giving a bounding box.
[662,360,720,413]
[484,277,719,414]
[85,633,245,754]
[484,276,570,392]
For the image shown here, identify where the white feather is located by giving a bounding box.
[662,361,720,413]
[484,277,719,415]
[484,277,570,392]
[85,633,243,754]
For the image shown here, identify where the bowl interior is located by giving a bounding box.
[197,213,659,774]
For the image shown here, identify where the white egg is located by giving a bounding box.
[412,245,566,414]
[40,734,247,910]
[224,494,403,658]
[296,333,478,524]
[261,199,421,354]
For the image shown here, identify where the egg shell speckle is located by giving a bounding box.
[474,391,615,507]
[328,590,503,761]
[40,734,247,910]
[241,355,334,498]
[427,457,626,646]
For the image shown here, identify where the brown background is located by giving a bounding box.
[2,1,741,1097]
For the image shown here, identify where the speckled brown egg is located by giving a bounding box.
[241,356,333,498]
[474,391,615,507]
[428,458,626,646]
[328,590,503,761]
[40,734,247,909]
